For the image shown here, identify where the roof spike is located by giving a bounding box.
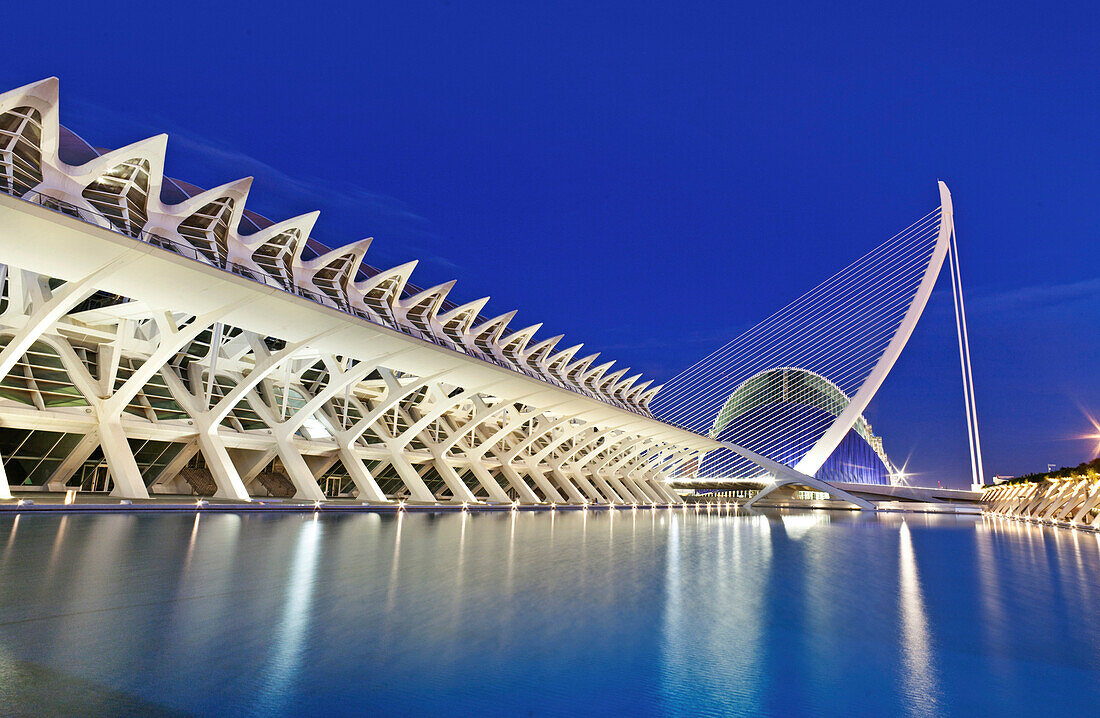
[614,373,643,397]
[548,343,584,368]
[599,367,630,390]
[303,236,373,270]
[66,133,169,176]
[398,279,457,308]
[470,310,518,348]
[396,279,458,328]
[160,176,253,223]
[525,334,565,360]
[238,210,321,248]
[0,76,58,112]
[582,360,616,386]
[438,296,490,330]
[353,259,418,292]
[564,352,600,381]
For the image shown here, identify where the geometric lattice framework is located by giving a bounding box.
[0,76,961,508]
[653,184,953,485]
[0,77,705,506]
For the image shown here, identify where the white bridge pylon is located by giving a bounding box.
[656,182,970,507]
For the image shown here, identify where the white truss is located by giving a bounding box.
[0,77,704,504]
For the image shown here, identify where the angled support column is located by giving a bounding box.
[427,446,482,503]
[522,461,578,503]
[283,351,409,503]
[464,459,518,503]
[333,367,450,502]
[589,473,628,504]
[45,430,101,492]
[465,403,554,504]
[569,470,613,503]
[388,381,500,503]
[336,441,390,503]
[520,420,605,504]
[1071,480,1100,525]
[433,395,513,503]
[270,352,405,502]
[549,427,621,503]
[158,366,252,501]
[608,475,648,503]
[384,450,437,503]
[0,261,136,499]
[229,447,278,487]
[545,465,592,504]
[623,476,662,504]
[647,479,683,504]
[150,441,201,491]
[193,423,253,500]
[1051,480,1091,522]
[48,335,151,499]
[494,460,546,503]
[199,331,332,500]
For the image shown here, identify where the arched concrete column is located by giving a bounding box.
[332,367,452,502]
[465,405,554,504]
[0,262,139,499]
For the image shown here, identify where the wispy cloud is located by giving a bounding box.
[968,277,1100,314]
[63,98,463,275]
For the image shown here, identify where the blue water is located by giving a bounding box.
[0,508,1096,716]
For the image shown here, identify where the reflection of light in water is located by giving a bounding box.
[506,509,516,595]
[974,519,1006,640]
[548,506,556,551]
[451,512,469,622]
[45,516,70,579]
[608,503,614,551]
[183,513,201,573]
[385,511,403,613]
[780,512,829,540]
[460,508,468,548]
[898,521,940,717]
[260,515,321,714]
[1,514,19,564]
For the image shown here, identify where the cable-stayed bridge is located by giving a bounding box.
[652,182,985,508]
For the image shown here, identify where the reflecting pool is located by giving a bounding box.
[0,508,1096,716]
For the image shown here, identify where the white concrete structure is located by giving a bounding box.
[0,77,969,510]
[984,476,1100,530]
[651,182,981,506]
[0,77,702,505]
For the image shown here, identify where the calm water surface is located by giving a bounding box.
[0,508,1096,716]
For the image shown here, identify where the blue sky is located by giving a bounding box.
[6,1,1098,485]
